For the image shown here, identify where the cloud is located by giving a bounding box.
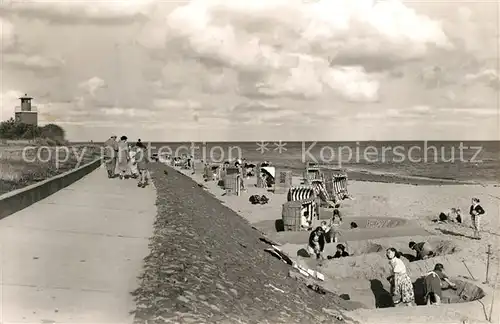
[228,100,300,125]
[409,105,431,113]
[100,107,154,118]
[0,90,24,121]
[0,17,16,50]
[0,0,157,25]
[78,77,107,97]
[439,108,498,117]
[153,99,202,110]
[2,53,65,72]
[465,69,499,89]
[1,0,498,140]
[354,108,427,120]
[142,0,451,102]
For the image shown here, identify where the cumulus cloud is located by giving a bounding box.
[1,0,496,140]
[0,17,16,50]
[0,0,157,24]
[78,77,107,97]
[143,0,451,102]
[465,69,499,89]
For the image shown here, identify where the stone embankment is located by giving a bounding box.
[132,164,362,323]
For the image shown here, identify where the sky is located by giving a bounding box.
[0,0,499,141]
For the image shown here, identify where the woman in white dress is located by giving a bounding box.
[386,248,415,306]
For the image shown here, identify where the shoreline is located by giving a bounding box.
[255,162,494,186]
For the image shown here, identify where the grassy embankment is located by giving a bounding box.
[0,139,101,195]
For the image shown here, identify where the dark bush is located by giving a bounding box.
[0,119,66,144]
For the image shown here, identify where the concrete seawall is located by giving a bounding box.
[0,158,102,220]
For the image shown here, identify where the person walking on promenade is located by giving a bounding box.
[116,136,130,180]
[135,141,150,188]
[386,248,415,307]
[470,197,485,239]
[103,135,118,178]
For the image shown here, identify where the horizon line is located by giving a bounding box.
[70,140,500,143]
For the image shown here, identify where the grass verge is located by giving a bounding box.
[0,143,101,195]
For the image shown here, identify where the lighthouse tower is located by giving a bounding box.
[14,94,38,126]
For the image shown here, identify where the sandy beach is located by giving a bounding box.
[173,161,500,324]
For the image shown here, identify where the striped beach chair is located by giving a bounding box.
[310,179,339,207]
[287,186,318,221]
[326,172,351,201]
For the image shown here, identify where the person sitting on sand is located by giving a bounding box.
[439,208,462,223]
[350,222,358,229]
[327,244,349,259]
[409,241,434,261]
[470,197,485,240]
[307,224,327,260]
[386,248,415,306]
[301,211,312,229]
[424,263,456,305]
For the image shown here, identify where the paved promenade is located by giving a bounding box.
[0,166,156,323]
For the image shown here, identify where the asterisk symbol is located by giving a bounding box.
[256,141,270,154]
[273,141,287,154]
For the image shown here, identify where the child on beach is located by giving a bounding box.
[386,248,415,307]
[328,209,342,243]
[470,197,485,239]
[423,263,456,305]
[439,208,462,223]
[409,241,434,261]
[327,244,349,259]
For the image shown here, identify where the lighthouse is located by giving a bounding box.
[14,94,38,126]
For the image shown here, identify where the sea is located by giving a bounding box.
[142,141,500,184]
